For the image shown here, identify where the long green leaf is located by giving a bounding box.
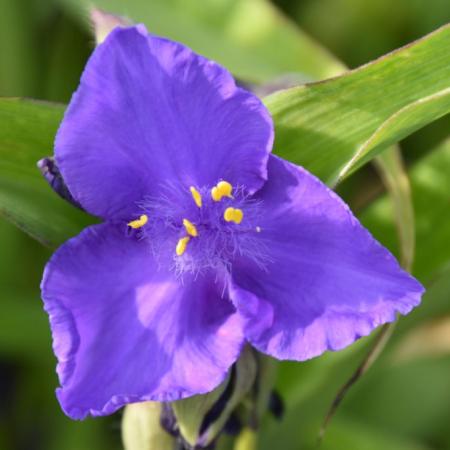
[0,98,93,247]
[337,88,450,183]
[264,24,450,184]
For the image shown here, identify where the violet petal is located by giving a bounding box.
[230,155,424,361]
[41,223,244,419]
[55,26,273,221]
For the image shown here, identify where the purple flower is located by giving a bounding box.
[41,25,424,420]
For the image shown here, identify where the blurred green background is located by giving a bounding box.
[0,0,449,449]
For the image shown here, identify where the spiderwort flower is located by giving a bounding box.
[41,25,424,420]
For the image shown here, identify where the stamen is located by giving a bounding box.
[223,207,244,224]
[211,180,233,202]
[190,186,202,208]
[176,236,190,256]
[183,218,198,237]
[127,214,148,229]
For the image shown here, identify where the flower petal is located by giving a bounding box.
[41,223,243,419]
[230,155,424,361]
[56,26,273,220]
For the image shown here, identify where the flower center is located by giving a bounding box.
[127,180,268,275]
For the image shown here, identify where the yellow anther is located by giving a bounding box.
[217,181,233,197]
[223,207,244,224]
[190,186,202,208]
[127,214,148,229]
[176,236,190,256]
[211,180,233,202]
[211,186,220,202]
[232,209,243,224]
[183,219,198,237]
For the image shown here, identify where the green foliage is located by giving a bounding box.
[0,98,93,247]
[265,24,450,184]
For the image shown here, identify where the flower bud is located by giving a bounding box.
[172,346,257,448]
[122,402,175,450]
[90,8,131,45]
[234,427,258,450]
[37,157,82,209]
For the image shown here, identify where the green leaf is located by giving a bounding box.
[337,88,450,183]
[63,0,345,82]
[264,24,450,184]
[0,98,94,247]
